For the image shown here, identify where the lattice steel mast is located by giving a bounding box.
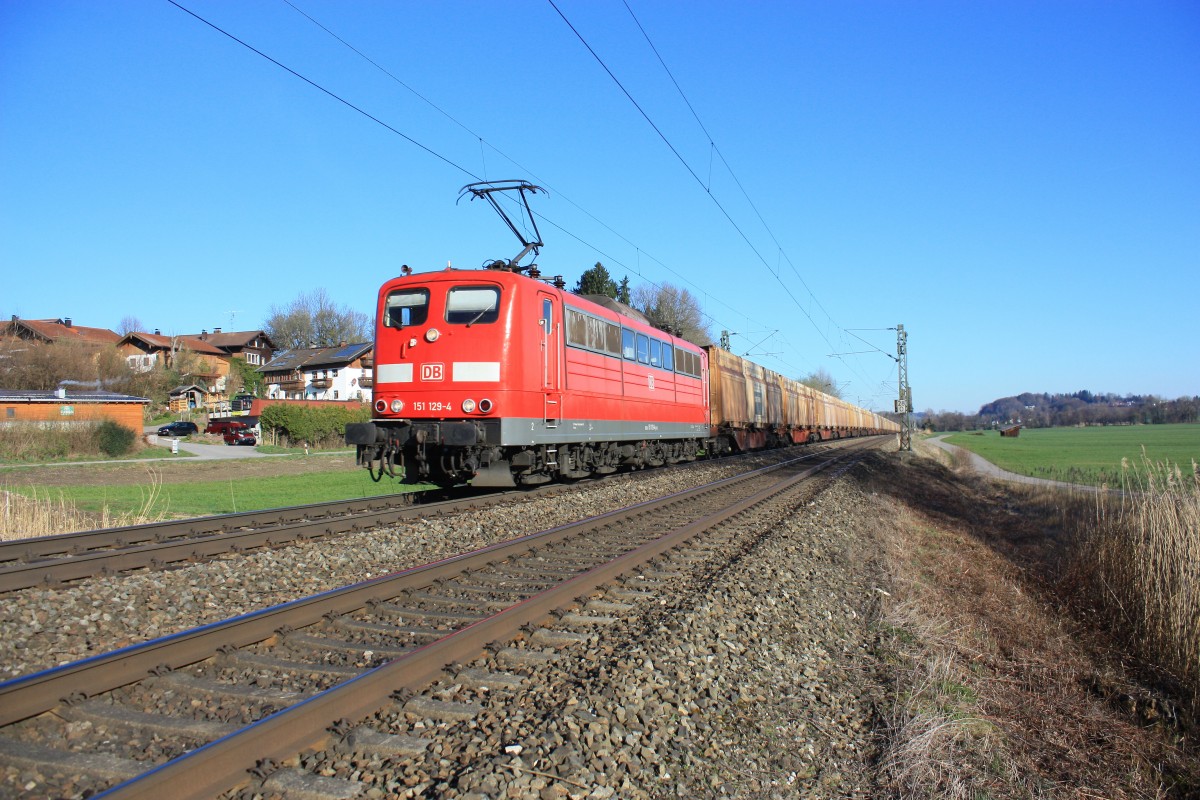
[896,323,912,451]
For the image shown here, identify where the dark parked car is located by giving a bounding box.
[223,429,257,446]
[157,421,198,437]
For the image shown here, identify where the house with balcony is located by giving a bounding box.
[258,343,372,402]
[181,328,275,368]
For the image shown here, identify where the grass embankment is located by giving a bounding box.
[870,446,1199,796]
[34,471,418,518]
[941,423,1200,486]
[1,456,424,540]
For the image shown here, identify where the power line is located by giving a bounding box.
[166,0,480,181]
[173,1,862,395]
[547,0,837,356]
[620,3,885,393]
[271,0,784,346]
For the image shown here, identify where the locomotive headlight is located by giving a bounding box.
[390,399,405,413]
[374,399,387,413]
[461,399,476,413]
[425,328,440,343]
[478,398,493,414]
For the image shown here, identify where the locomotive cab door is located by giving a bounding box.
[538,293,561,426]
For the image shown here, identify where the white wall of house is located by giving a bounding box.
[304,365,368,401]
[264,366,369,402]
[126,353,159,373]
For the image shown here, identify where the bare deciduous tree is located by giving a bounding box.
[265,289,370,351]
[631,283,713,346]
[0,340,138,392]
[117,316,144,335]
[800,367,844,399]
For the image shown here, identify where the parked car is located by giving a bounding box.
[223,429,257,446]
[205,419,249,435]
[157,421,198,437]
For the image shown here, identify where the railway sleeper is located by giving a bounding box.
[216,649,359,679]
[148,671,307,705]
[332,725,432,758]
[329,616,446,640]
[260,767,365,800]
[0,735,144,783]
[365,600,485,624]
[454,667,525,692]
[529,627,591,648]
[58,698,237,742]
[403,696,485,723]
[280,631,411,661]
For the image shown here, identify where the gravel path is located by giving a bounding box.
[926,435,1103,492]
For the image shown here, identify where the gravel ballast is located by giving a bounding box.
[0,453,810,678]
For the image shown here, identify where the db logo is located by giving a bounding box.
[421,363,444,381]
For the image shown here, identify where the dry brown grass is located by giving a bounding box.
[1057,455,1200,717]
[0,469,163,540]
[863,447,1198,798]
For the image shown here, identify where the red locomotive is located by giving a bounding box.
[346,265,710,486]
[346,181,898,486]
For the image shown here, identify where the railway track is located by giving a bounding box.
[0,442,853,594]
[0,485,552,593]
[0,437,881,799]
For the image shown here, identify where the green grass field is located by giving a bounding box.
[11,466,428,520]
[940,424,1200,487]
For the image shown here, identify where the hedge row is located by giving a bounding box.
[259,404,371,448]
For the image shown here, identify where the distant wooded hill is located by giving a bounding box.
[923,391,1200,432]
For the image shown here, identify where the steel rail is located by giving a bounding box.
[0,487,526,593]
[97,443,873,800]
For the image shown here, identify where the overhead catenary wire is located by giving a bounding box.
[171,1,882,401]
[550,0,889,398]
[269,0,791,361]
[616,1,889,399]
[546,0,837,354]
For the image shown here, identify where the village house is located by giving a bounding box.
[258,343,373,402]
[117,331,231,391]
[2,316,122,348]
[182,328,275,368]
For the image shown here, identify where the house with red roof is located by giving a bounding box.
[3,316,121,347]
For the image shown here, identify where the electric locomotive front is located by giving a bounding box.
[346,267,544,485]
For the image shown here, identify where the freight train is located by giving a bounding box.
[345,263,899,487]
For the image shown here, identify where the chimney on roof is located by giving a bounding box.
[64,318,72,328]
[201,330,208,339]
[154,328,161,336]
[214,327,222,334]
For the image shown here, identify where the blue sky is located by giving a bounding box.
[2,1,1197,413]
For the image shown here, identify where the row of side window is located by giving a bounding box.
[564,307,701,377]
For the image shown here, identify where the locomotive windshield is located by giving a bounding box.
[445,286,500,325]
[385,289,430,328]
